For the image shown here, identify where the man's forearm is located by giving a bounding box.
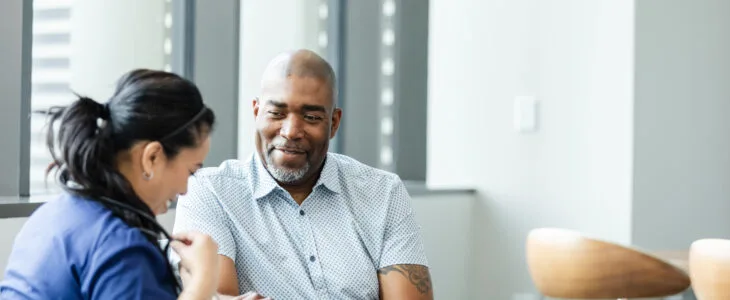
[378,264,434,300]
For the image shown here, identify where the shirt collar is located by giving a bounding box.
[252,154,281,199]
[251,152,341,200]
[316,153,341,194]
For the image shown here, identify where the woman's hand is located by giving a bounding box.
[170,231,220,299]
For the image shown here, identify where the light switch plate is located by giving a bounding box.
[513,95,537,133]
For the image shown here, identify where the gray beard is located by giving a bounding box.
[265,153,310,184]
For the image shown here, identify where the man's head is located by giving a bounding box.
[253,49,341,185]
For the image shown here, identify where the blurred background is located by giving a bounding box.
[2,0,729,299]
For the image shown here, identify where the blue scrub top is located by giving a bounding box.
[0,194,177,299]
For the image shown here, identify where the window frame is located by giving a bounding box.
[0,0,240,201]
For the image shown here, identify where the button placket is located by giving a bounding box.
[298,204,326,290]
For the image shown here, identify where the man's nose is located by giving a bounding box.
[279,116,304,140]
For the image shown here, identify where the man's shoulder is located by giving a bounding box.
[194,157,255,181]
[328,153,403,188]
[185,157,257,199]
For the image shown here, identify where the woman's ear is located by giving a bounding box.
[141,141,165,179]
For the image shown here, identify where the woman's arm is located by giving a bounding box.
[89,236,186,300]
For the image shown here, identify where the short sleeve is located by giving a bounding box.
[378,177,429,269]
[84,231,177,300]
[173,175,237,262]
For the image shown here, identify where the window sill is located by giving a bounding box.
[0,194,57,218]
[403,181,475,196]
[0,183,475,219]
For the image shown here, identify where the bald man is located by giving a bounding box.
[173,50,432,300]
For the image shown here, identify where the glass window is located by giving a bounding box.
[30,0,176,194]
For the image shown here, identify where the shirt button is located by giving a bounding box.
[300,210,305,216]
[310,255,316,262]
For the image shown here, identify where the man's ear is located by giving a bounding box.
[140,141,164,178]
[252,97,260,118]
[330,108,342,139]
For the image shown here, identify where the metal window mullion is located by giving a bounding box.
[20,0,33,196]
[189,0,239,167]
[172,0,195,79]
[0,0,33,196]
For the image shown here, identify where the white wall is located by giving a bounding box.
[412,193,474,300]
[0,218,27,279]
[0,193,475,300]
[237,0,322,159]
[632,0,730,250]
[428,0,635,298]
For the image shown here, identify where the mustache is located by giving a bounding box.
[269,140,307,152]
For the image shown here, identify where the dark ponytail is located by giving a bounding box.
[47,97,117,197]
[44,69,216,294]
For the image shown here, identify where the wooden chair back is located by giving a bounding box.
[526,228,690,299]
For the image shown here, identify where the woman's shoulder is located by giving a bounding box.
[2,194,175,299]
[19,193,151,254]
[29,194,129,232]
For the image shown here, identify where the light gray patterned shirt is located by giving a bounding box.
[172,152,428,299]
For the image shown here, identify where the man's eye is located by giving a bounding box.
[268,111,284,117]
[304,115,323,121]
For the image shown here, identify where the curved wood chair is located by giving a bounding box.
[526,228,690,299]
[689,238,730,299]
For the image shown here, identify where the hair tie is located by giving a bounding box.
[96,117,107,131]
[100,102,111,120]
[96,102,111,132]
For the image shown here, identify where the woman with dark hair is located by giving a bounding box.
[0,69,220,299]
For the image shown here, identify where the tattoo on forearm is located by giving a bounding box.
[378,264,432,294]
